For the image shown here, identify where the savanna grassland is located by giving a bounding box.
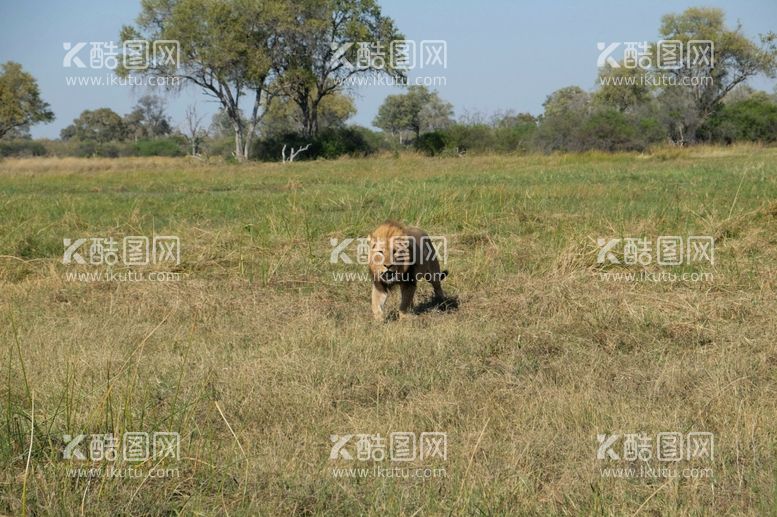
[1,147,777,515]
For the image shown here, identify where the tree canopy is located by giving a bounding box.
[0,62,54,139]
[120,0,402,160]
[373,86,453,142]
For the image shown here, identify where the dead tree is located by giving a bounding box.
[281,143,311,163]
[182,104,207,157]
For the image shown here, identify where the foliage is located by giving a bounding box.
[0,62,54,139]
[271,0,403,137]
[658,7,777,143]
[60,108,128,143]
[261,93,356,137]
[120,0,402,160]
[374,86,453,142]
[124,95,173,139]
[253,126,377,161]
[0,139,47,157]
[701,92,777,143]
[414,131,446,156]
[134,137,186,157]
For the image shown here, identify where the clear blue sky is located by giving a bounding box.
[1,0,775,139]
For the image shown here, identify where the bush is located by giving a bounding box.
[701,93,777,143]
[204,136,238,159]
[441,124,495,153]
[414,131,446,156]
[317,127,375,159]
[134,137,185,157]
[252,126,377,161]
[493,124,537,153]
[579,109,637,151]
[69,141,124,157]
[0,139,47,157]
[30,137,186,158]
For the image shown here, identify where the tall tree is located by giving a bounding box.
[124,95,172,140]
[60,108,128,142]
[181,104,207,156]
[535,86,591,151]
[373,94,410,142]
[594,65,652,113]
[261,92,356,136]
[273,0,404,137]
[0,62,54,139]
[419,94,454,133]
[120,0,286,160]
[659,7,777,143]
[373,86,452,141]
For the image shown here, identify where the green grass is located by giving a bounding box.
[1,147,777,515]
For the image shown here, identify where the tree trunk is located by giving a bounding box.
[310,97,320,136]
[242,89,262,160]
[234,125,245,161]
[299,98,312,138]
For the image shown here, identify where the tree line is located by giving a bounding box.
[1,5,776,159]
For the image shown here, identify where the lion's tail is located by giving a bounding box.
[441,270,449,281]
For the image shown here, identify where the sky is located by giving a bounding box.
[1,0,776,139]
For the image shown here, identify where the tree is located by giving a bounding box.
[405,86,453,138]
[0,62,54,139]
[535,86,591,151]
[658,7,777,143]
[722,84,756,105]
[60,108,128,142]
[210,109,249,139]
[2,126,32,139]
[182,104,207,156]
[656,86,700,144]
[120,0,286,161]
[261,92,356,137]
[373,86,453,141]
[317,93,357,130]
[121,0,404,156]
[701,92,777,143]
[124,95,172,141]
[594,65,652,113]
[373,94,411,142]
[492,112,538,152]
[273,0,404,137]
[419,95,454,133]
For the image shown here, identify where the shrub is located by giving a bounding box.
[440,124,494,153]
[134,137,185,157]
[414,131,446,156]
[701,93,777,143]
[580,109,637,151]
[0,139,47,157]
[252,126,377,161]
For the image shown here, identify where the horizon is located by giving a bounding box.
[1,0,776,139]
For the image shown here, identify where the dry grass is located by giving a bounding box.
[1,148,777,515]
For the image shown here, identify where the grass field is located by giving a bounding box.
[2,146,777,515]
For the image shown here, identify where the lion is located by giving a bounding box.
[368,220,448,321]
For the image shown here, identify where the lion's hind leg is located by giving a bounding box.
[399,282,417,318]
